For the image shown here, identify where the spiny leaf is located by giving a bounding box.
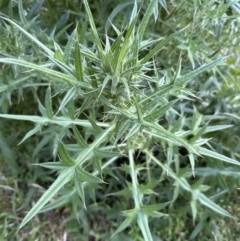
[82,0,103,53]
[194,190,232,217]
[64,29,76,64]
[0,58,89,87]
[39,194,71,213]
[112,210,137,237]
[75,124,116,166]
[114,119,132,144]
[18,0,27,26]
[75,167,104,183]
[17,168,74,231]
[58,143,76,166]
[143,120,197,154]
[94,148,121,158]
[72,125,88,148]
[158,0,168,12]
[74,175,86,209]
[26,0,44,20]
[137,211,153,241]
[140,30,184,65]
[0,113,109,128]
[130,0,138,25]
[56,87,77,116]
[45,86,54,119]
[35,162,70,170]
[140,202,170,212]
[190,124,208,144]
[115,17,137,75]
[67,99,75,120]
[0,17,54,56]
[134,98,143,122]
[54,49,63,62]
[176,57,228,87]
[124,123,141,140]
[199,147,240,166]
[75,39,84,82]
[138,0,158,42]
[18,125,41,145]
[87,116,104,133]
[144,100,177,122]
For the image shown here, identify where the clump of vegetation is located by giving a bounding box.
[0,0,240,240]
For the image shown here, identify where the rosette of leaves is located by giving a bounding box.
[0,0,239,240]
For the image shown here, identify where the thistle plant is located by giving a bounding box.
[0,0,240,240]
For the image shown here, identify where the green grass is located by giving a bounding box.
[1,0,240,240]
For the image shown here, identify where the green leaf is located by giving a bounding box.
[189,153,195,176]
[0,58,89,87]
[75,124,116,166]
[114,119,132,144]
[124,123,141,140]
[72,125,88,148]
[87,116,104,133]
[83,0,103,54]
[140,30,184,65]
[205,125,233,133]
[45,86,54,119]
[199,147,240,166]
[158,0,168,11]
[142,84,173,102]
[0,113,109,128]
[94,148,121,158]
[115,17,137,75]
[74,175,86,209]
[67,99,75,120]
[56,87,77,115]
[138,0,157,42]
[112,210,137,237]
[130,0,138,24]
[0,132,18,172]
[143,121,197,154]
[190,199,198,222]
[75,40,84,82]
[189,124,207,144]
[54,49,63,62]
[18,125,41,145]
[75,167,104,183]
[64,29,76,64]
[58,143,76,166]
[26,0,44,20]
[18,0,27,26]
[17,168,74,231]
[176,57,228,87]
[122,77,131,100]
[39,194,72,213]
[194,190,232,217]
[0,17,53,56]
[231,3,240,15]
[137,211,153,241]
[144,100,177,122]
[146,150,192,192]
[141,202,170,213]
[35,162,70,170]
[134,98,143,122]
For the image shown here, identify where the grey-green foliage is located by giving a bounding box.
[0,0,240,240]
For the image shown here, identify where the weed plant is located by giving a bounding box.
[0,0,240,240]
